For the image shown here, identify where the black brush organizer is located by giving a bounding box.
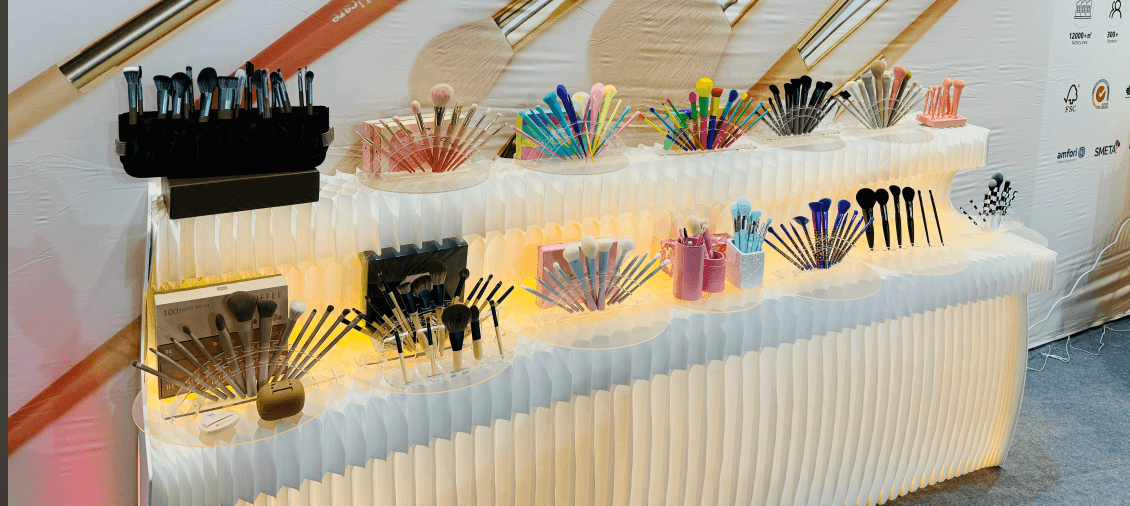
[116,106,332,178]
[360,239,469,321]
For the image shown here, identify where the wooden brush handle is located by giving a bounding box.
[8,66,84,142]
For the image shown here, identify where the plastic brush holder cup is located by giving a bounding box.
[359,131,490,193]
[672,242,706,301]
[514,121,630,175]
[725,239,765,289]
[702,252,726,293]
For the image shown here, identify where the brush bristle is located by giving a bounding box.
[953,79,964,86]
[154,75,171,91]
[429,260,447,283]
[219,76,238,90]
[469,305,480,322]
[563,244,581,262]
[412,275,431,294]
[215,313,227,331]
[182,325,192,335]
[397,282,411,294]
[902,187,915,201]
[870,60,886,75]
[580,236,599,258]
[943,77,953,86]
[411,101,421,114]
[711,87,723,97]
[441,304,471,334]
[198,68,218,92]
[696,78,713,95]
[225,292,258,322]
[875,188,890,205]
[597,237,614,252]
[290,301,307,319]
[256,299,277,319]
[123,69,140,85]
[892,66,906,80]
[618,238,636,255]
[431,83,454,107]
[172,73,190,95]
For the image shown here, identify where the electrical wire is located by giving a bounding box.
[1027,217,1130,372]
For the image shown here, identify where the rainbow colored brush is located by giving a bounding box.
[513,83,638,162]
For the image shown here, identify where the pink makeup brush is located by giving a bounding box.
[950,80,966,118]
[888,66,906,122]
[940,78,953,116]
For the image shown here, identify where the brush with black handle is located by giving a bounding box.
[196,68,217,123]
[918,190,931,245]
[290,313,364,380]
[154,76,171,119]
[903,187,916,246]
[855,188,877,250]
[218,76,239,120]
[929,190,945,245]
[875,188,891,250]
[889,185,903,248]
[225,291,259,396]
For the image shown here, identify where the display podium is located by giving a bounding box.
[137,123,1056,506]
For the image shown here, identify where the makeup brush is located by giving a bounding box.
[123,67,140,124]
[762,238,806,270]
[214,314,246,393]
[195,68,217,123]
[477,282,503,314]
[430,83,453,150]
[181,326,241,399]
[488,299,505,356]
[875,188,891,250]
[441,304,472,371]
[468,305,485,360]
[217,76,239,120]
[162,333,230,399]
[917,190,931,246]
[609,252,660,304]
[233,68,247,117]
[770,226,810,270]
[902,187,916,245]
[269,304,313,379]
[390,312,410,383]
[610,255,671,305]
[469,274,493,308]
[453,268,470,303]
[225,291,259,396]
[153,75,171,119]
[563,244,597,310]
[255,299,278,387]
[133,362,219,401]
[927,190,945,245]
[148,347,231,400]
[889,185,903,248]
[280,304,333,378]
[170,73,189,119]
[285,308,350,379]
[855,188,877,250]
[290,313,363,380]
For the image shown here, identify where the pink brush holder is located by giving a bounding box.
[672,242,706,301]
[661,233,731,276]
[702,252,726,293]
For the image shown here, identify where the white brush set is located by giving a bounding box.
[524,236,671,313]
[835,61,929,130]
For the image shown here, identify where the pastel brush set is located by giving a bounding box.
[642,77,769,151]
[855,185,944,250]
[763,198,873,271]
[363,263,513,379]
[760,76,840,136]
[729,197,770,254]
[916,77,967,127]
[361,83,506,174]
[524,236,668,312]
[512,83,639,162]
[959,172,1016,232]
[835,61,929,130]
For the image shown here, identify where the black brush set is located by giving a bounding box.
[761,76,841,136]
[763,198,873,270]
[959,173,1017,232]
[854,185,945,251]
[363,261,514,381]
[132,293,359,404]
[123,64,314,124]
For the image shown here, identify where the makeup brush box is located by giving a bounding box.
[360,238,469,320]
[116,107,332,178]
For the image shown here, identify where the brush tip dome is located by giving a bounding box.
[597,237,614,252]
[696,78,713,94]
[711,87,723,97]
[902,187,915,201]
[411,101,421,114]
[225,291,258,322]
[875,188,890,204]
[953,79,965,87]
[870,60,886,74]
[215,313,227,330]
[256,298,278,318]
[563,244,581,262]
[580,236,599,258]
[618,238,636,253]
[855,188,876,208]
[289,301,307,318]
[430,83,454,107]
[892,66,907,78]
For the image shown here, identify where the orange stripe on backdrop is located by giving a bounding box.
[744,0,961,104]
[8,317,141,456]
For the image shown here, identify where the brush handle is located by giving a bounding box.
[150,348,232,400]
[878,204,891,249]
[133,362,219,401]
[892,198,903,248]
[237,320,257,396]
[929,190,945,245]
[258,316,274,386]
[293,315,362,380]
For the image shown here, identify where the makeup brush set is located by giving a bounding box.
[117,64,331,217]
[642,78,769,151]
[725,198,771,289]
[835,62,929,130]
[524,236,668,313]
[762,199,873,271]
[760,76,840,136]
[360,84,506,175]
[855,186,945,251]
[959,173,1016,232]
[134,293,359,421]
[667,216,733,300]
[363,262,514,381]
[916,78,967,128]
[512,84,639,162]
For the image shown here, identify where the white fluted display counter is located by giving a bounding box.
[138,124,1057,506]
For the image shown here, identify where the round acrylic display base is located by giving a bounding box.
[953,217,1048,250]
[345,337,514,395]
[515,151,629,176]
[650,273,764,313]
[856,244,970,276]
[655,142,754,157]
[358,157,490,194]
[841,123,936,144]
[514,292,670,350]
[132,359,345,448]
[752,127,846,152]
[766,255,882,300]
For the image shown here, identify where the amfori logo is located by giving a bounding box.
[1094,140,1120,156]
[1057,145,1086,162]
[1093,79,1110,108]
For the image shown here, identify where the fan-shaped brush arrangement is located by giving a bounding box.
[361,84,505,174]
[512,83,639,162]
[761,76,840,136]
[765,198,874,270]
[835,62,930,130]
[642,77,769,151]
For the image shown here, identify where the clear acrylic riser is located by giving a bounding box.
[509,291,671,350]
[651,122,756,154]
[765,254,882,300]
[952,216,1049,249]
[834,95,930,136]
[133,352,345,448]
[749,114,846,152]
[839,121,937,144]
[855,244,970,276]
[358,138,491,193]
[514,150,629,176]
[650,270,765,313]
[344,325,516,395]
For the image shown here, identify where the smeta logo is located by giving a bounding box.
[1065,84,1079,112]
[1094,140,1120,156]
[1093,79,1110,108]
[1057,145,1087,161]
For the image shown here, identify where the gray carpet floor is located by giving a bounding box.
[886,316,1130,506]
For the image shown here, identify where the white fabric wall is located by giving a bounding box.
[7,0,1127,504]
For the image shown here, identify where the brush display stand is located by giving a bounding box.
[358,145,491,193]
[514,292,669,349]
[954,216,1049,249]
[751,120,846,152]
[856,244,970,276]
[345,337,514,395]
[132,357,343,448]
[652,271,764,313]
[840,119,936,144]
[766,254,882,300]
[514,150,629,175]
